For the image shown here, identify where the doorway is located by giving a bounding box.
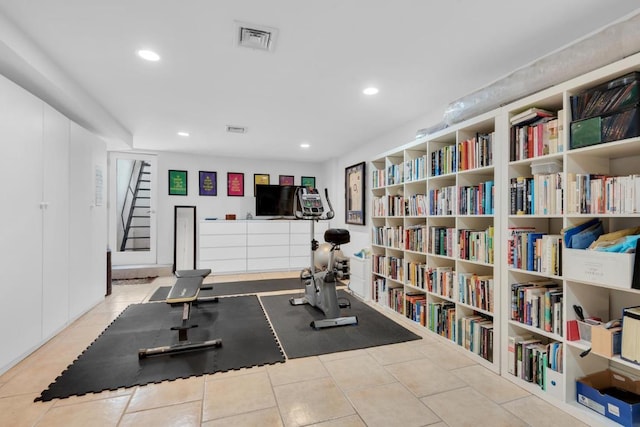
[109,152,157,265]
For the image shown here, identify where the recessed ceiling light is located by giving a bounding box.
[300,143,310,148]
[137,49,160,61]
[177,131,189,137]
[363,87,379,95]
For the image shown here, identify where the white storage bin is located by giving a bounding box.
[564,248,636,289]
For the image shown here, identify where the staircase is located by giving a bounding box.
[120,161,151,251]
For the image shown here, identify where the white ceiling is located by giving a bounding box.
[0,1,639,162]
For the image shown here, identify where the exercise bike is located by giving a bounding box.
[289,187,358,329]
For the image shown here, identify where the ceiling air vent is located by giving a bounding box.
[235,21,278,52]
[226,125,247,134]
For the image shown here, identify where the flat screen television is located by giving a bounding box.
[255,185,299,217]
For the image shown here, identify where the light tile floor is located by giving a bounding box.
[0,272,590,426]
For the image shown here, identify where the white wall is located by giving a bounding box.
[154,151,327,266]
[322,107,447,258]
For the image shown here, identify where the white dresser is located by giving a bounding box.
[199,220,329,273]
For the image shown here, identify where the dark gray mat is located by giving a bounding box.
[36,295,284,401]
[149,277,303,301]
[260,290,422,359]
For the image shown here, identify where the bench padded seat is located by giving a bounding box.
[167,276,204,303]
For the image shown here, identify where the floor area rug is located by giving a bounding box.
[260,289,422,359]
[148,277,304,301]
[36,295,284,401]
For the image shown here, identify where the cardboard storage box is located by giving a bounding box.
[591,325,622,358]
[564,249,636,289]
[577,369,640,426]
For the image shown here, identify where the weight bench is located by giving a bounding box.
[138,269,222,358]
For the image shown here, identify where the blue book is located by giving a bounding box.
[527,232,546,271]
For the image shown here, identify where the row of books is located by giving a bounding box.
[566,172,640,214]
[507,228,563,276]
[429,185,456,215]
[428,301,456,340]
[431,143,457,177]
[372,168,386,189]
[458,227,494,264]
[458,133,494,171]
[386,163,404,186]
[509,115,563,161]
[458,314,494,362]
[372,225,404,249]
[431,133,495,177]
[372,277,387,305]
[373,225,493,264]
[405,293,427,326]
[509,174,563,215]
[389,286,405,315]
[392,262,494,314]
[371,195,404,217]
[458,180,494,215]
[458,273,494,313]
[405,261,429,289]
[404,224,427,252]
[428,226,456,257]
[508,336,563,389]
[510,280,563,335]
[406,194,428,216]
[404,155,428,183]
[372,254,404,281]
[427,266,455,299]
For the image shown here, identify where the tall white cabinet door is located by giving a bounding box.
[0,75,44,369]
[42,104,70,338]
[68,122,106,320]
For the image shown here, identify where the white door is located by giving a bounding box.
[109,152,157,265]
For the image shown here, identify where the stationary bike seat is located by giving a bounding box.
[324,229,350,245]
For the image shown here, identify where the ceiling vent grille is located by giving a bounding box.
[235,21,278,52]
[226,125,247,134]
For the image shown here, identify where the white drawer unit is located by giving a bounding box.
[198,220,247,273]
[198,220,334,274]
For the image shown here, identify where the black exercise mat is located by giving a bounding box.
[260,290,421,359]
[148,277,304,301]
[36,295,284,401]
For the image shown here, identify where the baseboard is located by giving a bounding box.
[111,264,172,279]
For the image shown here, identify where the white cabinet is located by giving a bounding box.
[349,256,371,300]
[0,74,45,370]
[289,220,329,269]
[0,75,107,374]
[247,221,290,271]
[199,221,247,273]
[42,104,70,338]
[198,220,331,273]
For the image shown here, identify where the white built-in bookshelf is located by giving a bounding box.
[371,112,500,372]
[370,52,640,426]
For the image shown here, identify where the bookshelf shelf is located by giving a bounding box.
[370,53,640,426]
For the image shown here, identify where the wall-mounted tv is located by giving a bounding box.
[255,185,299,217]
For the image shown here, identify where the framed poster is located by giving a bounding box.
[279,175,294,185]
[254,173,270,195]
[227,172,244,196]
[301,176,316,188]
[199,171,217,196]
[345,162,365,225]
[168,169,188,195]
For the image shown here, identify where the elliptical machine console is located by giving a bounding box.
[290,187,358,329]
